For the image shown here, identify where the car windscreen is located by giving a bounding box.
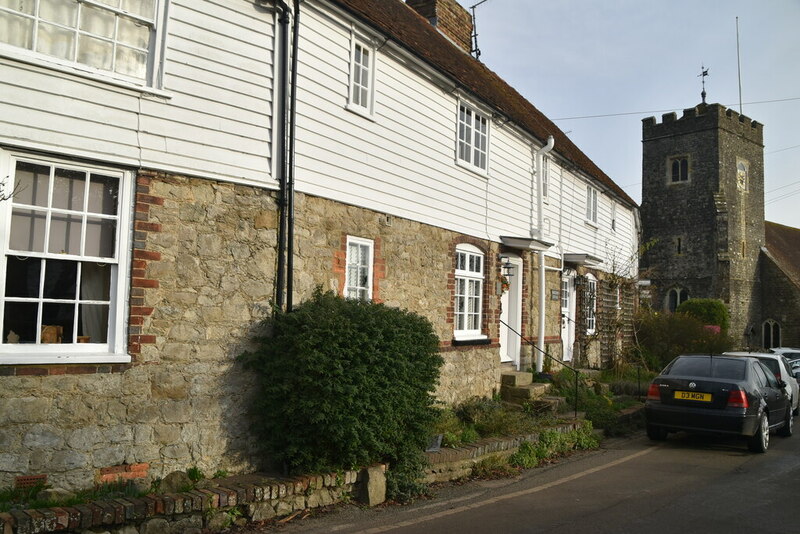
[666,357,746,380]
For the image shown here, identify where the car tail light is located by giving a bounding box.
[647,383,661,401]
[727,389,749,408]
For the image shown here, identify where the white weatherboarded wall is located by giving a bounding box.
[0,0,275,188]
[293,1,637,277]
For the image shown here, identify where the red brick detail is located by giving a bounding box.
[127,174,166,357]
[132,278,159,289]
[15,474,48,489]
[136,194,164,206]
[133,250,161,262]
[98,463,149,484]
[135,221,162,233]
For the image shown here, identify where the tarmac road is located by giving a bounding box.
[232,429,800,533]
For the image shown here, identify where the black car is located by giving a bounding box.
[645,354,792,452]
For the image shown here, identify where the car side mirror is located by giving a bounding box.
[778,379,788,389]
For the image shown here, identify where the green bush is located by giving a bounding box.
[240,289,442,501]
[455,397,539,437]
[635,310,733,370]
[676,298,730,332]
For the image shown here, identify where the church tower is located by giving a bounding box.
[640,103,765,346]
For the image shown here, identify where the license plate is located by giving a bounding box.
[674,391,712,402]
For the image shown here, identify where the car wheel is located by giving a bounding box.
[779,407,794,437]
[646,424,668,441]
[748,414,769,453]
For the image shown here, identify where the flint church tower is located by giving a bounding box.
[640,102,765,346]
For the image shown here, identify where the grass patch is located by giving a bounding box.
[0,480,149,513]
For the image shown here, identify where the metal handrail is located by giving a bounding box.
[499,319,580,419]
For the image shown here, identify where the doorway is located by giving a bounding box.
[499,255,523,369]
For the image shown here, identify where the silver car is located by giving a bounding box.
[725,352,800,415]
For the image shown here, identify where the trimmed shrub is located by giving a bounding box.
[676,298,730,332]
[240,289,442,501]
[635,310,733,370]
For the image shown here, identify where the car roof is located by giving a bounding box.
[723,351,781,359]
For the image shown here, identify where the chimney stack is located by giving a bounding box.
[407,0,474,54]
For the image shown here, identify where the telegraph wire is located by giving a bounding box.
[551,97,800,121]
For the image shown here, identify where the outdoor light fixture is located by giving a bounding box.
[500,256,515,278]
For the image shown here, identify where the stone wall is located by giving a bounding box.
[0,172,278,491]
[291,192,502,403]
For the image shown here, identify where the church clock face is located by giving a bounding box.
[737,160,748,191]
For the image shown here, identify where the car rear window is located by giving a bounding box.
[666,357,746,380]
[757,358,780,376]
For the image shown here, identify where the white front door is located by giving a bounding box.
[561,272,576,362]
[499,255,523,369]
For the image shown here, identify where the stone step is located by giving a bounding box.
[525,395,566,415]
[500,371,533,387]
[500,382,551,404]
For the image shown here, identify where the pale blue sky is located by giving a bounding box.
[456,0,800,228]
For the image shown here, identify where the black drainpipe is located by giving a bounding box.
[274,0,290,312]
[285,0,300,312]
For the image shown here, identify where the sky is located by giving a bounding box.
[455,0,800,228]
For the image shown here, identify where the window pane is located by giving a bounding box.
[79,303,108,342]
[117,15,149,48]
[5,256,42,298]
[84,217,116,257]
[0,0,36,14]
[43,259,77,299]
[81,262,111,300]
[3,301,38,343]
[48,213,83,255]
[37,21,76,61]
[39,0,78,26]
[96,0,121,8]
[114,44,146,77]
[122,0,155,19]
[78,33,113,70]
[10,208,46,252]
[53,168,86,210]
[42,302,74,343]
[0,10,33,48]
[87,174,119,215]
[13,162,50,207]
[80,3,116,38]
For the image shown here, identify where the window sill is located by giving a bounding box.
[345,103,376,122]
[455,158,489,178]
[0,352,132,366]
[452,335,490,347]
[0,49,172,99]
[585,219,599,229]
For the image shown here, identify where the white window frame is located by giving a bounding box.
[0,0,170,93]
[454,243,486,341]
[585,185,598,224]
[763,319,781,350]
[0,150,132,365]
[610,201,616,231]
[344,236,373,301]
[585,274,597,334]
[456,102,489,173]
[346,34,376,118]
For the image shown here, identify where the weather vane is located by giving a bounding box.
[698,64,709,104]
